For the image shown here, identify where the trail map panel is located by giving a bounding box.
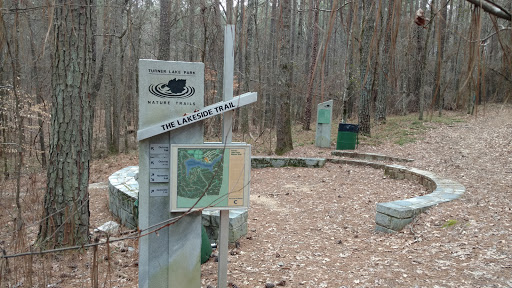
[170,144,251,212]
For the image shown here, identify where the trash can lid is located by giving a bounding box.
[338,123,359,133]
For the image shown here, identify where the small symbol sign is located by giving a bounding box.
[150,144,169,154]
[150,169,170,182]
[150,186,169,197]
[150,155,170,168]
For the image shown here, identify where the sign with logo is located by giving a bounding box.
[139,60,204,131]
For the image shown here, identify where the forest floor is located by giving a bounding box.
[1,104,511,288]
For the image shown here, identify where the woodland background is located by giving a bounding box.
[0,0,511,286]
[1,0,511,167]
[0,0,511,258]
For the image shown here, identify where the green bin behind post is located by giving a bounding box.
[201,225,212,264]
[336,124,358,150]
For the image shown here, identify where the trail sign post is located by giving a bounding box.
[315,100,334,148]
[138,60,205,288]
[137,25,255,288]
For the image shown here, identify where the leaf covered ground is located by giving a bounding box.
[1,104,511,287]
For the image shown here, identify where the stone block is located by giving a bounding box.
[377,202,417,219]
[375,224,397,233]
[375,212,414,231]
[202,209,248,243]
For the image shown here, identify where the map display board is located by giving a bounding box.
[170,144,251,212]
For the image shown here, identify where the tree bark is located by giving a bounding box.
[376,0,393,124]
[38,0,93,248]
[158,0,172,60]
[241,0,255,136]
[275,0,293,155]
[431,0,447,117]
[358,0,375,136]
[418,0,434,120]
[303,0,320,131]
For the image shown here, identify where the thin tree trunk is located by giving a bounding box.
[419,0,434,120]
[358,0,375,136]
[158,0,172,60]
[275,0,293,155]
[377,0,393,124]
[27,15,47,168]
[303,0,320,131]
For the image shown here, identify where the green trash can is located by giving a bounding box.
[201,225,212,264]
[336,124,359,150]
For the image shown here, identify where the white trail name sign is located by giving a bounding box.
[137,92,257,141]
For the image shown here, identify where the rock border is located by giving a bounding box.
[327,155,465,233]
[331,151,414,163]
[107,152,465,235]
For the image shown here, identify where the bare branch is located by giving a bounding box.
[465,0,511,21]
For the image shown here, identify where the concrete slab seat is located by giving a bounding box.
[108,157,325,243]
[328,155,465,233]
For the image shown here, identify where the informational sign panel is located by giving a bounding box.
[138,60,205,131]
[170,143,251,212]
[318,109,331,124]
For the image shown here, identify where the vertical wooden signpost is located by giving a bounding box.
[137,25,253,288]
[218,24,236,287]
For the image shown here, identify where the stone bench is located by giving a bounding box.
[375,164,465,233]
[328,153,465,233]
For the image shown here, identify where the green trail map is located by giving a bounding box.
[177,148,224,199]
[171,144,250,211]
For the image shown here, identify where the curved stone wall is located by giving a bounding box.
[328,155,465,233]
[108,153,465,235]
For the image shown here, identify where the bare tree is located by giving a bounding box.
[38,0,94,248]
[275,0,293,155]
[358,0,376,136]
[302,0,320,131]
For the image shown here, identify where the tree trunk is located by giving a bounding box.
[430,0,447,117]
[158,0,172,60]
[264,0,277,130]
[343,2,358,122]
[275,0,293,155]
[38,0,93,248]
[27,15,47,168]
[358,0,375,136]
[303,0,320,131]
[419,0,434,120]
[241,0,256,137]
[377,0,394,124]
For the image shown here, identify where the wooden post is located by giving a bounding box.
[218,24,235,288]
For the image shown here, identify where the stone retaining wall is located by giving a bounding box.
[327,157,465,233]
[108,153,465,236]
[108,166,139,229]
